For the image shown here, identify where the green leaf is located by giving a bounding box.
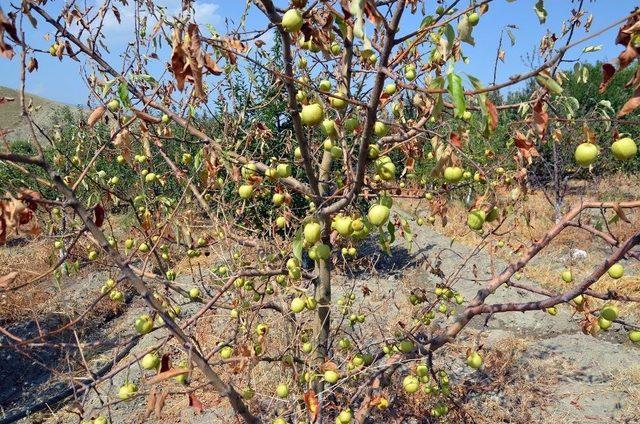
[387,221,396,244]
[582,45,602,53]
[534,0,547,24]
[117,82,130,107]
[447,73,465,117]
[292,230,303,262]
[457,14,475,45]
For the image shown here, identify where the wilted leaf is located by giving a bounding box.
[486,99,498,131]
[93,204,105,227]
[533,100,548,136]
[27,57,38,72]
[147,368,189,385]
[188,393,204,414]
[612,203,631,223]
[514,131,539,164]
[617,86,640,117]
[303,390,319,422]
[87,106,106,128]
[132,108,162,124]
[0,271,18,288]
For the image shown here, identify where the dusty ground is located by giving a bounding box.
[1,202,639,423]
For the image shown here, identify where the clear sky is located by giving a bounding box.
[0,0,636,105]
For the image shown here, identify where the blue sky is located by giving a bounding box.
[0,0,636,105]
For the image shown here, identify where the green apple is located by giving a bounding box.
[561,269,573,283]
[321,119,336,136]
[608,263,624,279]
[324,370,339,383]
[107,99,120,112]
[468,12,480,25]
[304,222,322,244]
[368,204,390,226]
[403,375,420,393]
[337,409,352,424]
[443,166,463,183]
[466,210,485,231]
[256,323,269,336]
[598,316,612,330]
[281,9,303,32]
[276,163,292,178]
[330,93,347,109]
[611,137,637,160]
[628,330,640,342]
[600,304,619,321]
[276,216,287,228]
[384,83,397,95]
[374,121,389,137]
[139,242,150,253]
[574,143,598,166]
[220,346,233,359]
[290,297,306,313]
[318,79,331,92]
[276,383,289,398]
[466,351,483,369]
[93,416,108,424]
[238,184,254,199]
[344,117,358,132]
[118,382,138,400]
[333,216,353,236]
[134,315,153,334]
[189,287,201,299]
[140,353,160,370]
[300,103,324,126]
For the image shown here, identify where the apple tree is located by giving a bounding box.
[1,1,640,423]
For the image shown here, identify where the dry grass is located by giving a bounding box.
[0,236,55,321]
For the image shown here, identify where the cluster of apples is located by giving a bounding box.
[574,137,637,167]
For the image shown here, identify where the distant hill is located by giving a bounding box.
[0,86,82,143]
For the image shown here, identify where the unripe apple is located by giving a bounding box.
[54,240,63,249]
[49,43,58,56]
[466,210,485,231]
[135,315,153,334]
[138,242,150,253]
[330,93,347,109]
[368,144,380,159]
[140,353,160,370]
[144,172,157,183]
[337,409,352,424]
[466,351,483,369]
[189,287,201,300]
[368,204,390,226]
[561,269,573,283]
[107,99,120,112]
[118,382,138,400]
[403,375,420,393]
[238,184,254,199]
[462,110,472,120]
[384,83,397,95]
[290,297,306,313]
[296,90,307,102]
[162,114,170,123]
[315,244,330,260]
[318,79,331,92]
[281,8,303,32]
[333,216,353,236]
[330,42,342,55]
[373,121,389,137]
[497,240,505,248]
[304,221,322,244]
[276,383,289,398]
[416,364,429,377]
[629,330,640,342]
[468,12,480,25]
[294,147,302,160]
[443,166,463,183]
[276,216,287,228]
[598,316,612,330]
[608,263,624,279]
[273,418,286,424]
[611,137,637,160]
[546,306,558,315]
[182,153,192,164]
[88,250,98,261]
[398,339,413,353]
[241,387,255,399]
[94,416,108,424]
[256,323,269,335]
[573,294,584,305]
[574,142,598,166]
[321,119,337,136]
[109,176,120,185]
[324,370,339,383]
[405,69,416,81]
[272,193,285,206]
[300,103,324,126]
[344,117,358,133]
[600,304,619,321]
[276,163,292,178]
